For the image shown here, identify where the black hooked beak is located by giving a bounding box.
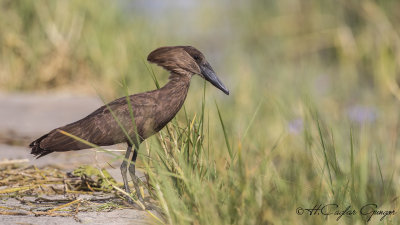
[200,63,229,95]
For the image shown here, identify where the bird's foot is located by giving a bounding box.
[125,195,135,205]
[124,194,152,210]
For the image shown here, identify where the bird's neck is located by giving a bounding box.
[151,73,191,132]
[161,73,191,105]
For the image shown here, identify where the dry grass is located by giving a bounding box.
[0,163,133,219]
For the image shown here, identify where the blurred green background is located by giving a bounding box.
[1,0,399,224]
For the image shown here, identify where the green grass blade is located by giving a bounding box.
[57,130,121,160]
[122,78,141,146]
[215,100,232,160]
[144,60,160,89]
[98,95,134,146]
[241,98,263,142]
[316,116,333,193]
[375,151,385,194]
[350,127,355,192]
[200,79,206,137]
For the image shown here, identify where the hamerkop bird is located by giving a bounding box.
[29,46,229,204]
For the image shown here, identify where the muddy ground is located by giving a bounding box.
[0,92,157,225]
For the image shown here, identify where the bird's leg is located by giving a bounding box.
[120,145,132,201]
[128,146,144,203]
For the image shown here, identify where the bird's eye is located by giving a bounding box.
[193,55,200,61]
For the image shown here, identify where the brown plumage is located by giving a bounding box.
[29,46,229,205]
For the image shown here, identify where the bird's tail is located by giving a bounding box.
[29,133,53,159]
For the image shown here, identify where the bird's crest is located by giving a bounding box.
[147,46,201,77]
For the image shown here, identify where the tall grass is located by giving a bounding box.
[1,0,400,224]
[141,96,398,224]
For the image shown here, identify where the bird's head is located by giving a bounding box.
[147,46,229,95]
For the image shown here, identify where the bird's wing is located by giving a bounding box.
[39,95,158,151]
